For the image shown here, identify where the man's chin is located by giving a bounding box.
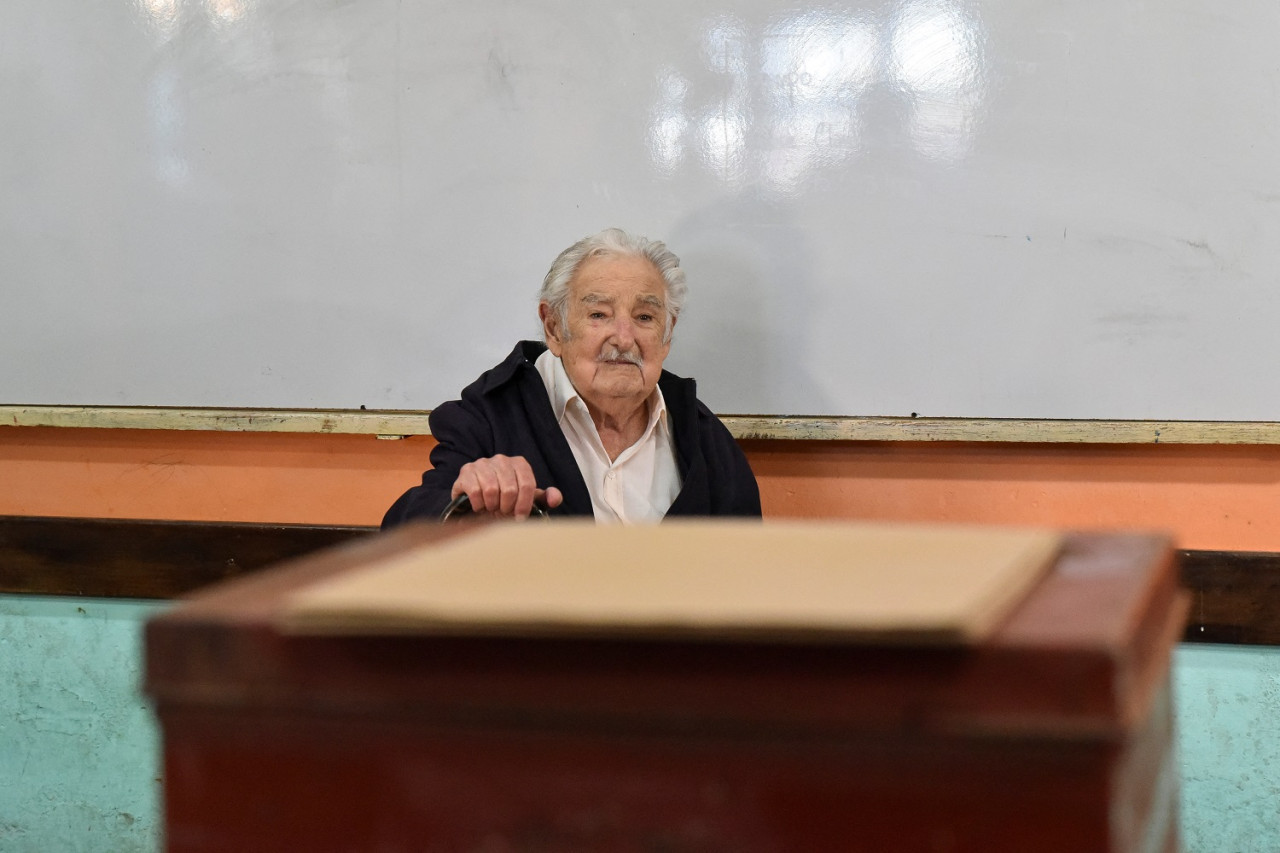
[589,375,650,400]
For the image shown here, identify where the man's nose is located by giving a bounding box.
[610,316,636,347]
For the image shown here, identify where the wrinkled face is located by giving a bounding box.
[540,253,673,418]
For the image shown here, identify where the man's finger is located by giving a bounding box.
[512,459,539,518]
[454,458,495,513]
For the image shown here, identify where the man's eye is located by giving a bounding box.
[588,311,606,319]
[637,314,654,323]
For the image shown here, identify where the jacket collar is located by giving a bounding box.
[479,341,548,394]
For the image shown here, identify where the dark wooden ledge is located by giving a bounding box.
[1179,550,1280,645]
[2,515,1276,645]
[0,515,373,600]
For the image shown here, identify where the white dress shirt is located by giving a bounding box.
[535,349,681,523]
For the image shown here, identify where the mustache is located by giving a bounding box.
[598,346,644,368]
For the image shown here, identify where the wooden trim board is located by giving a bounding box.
[9,405,1280,443]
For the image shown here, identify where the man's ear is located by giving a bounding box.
[539,302,564,356]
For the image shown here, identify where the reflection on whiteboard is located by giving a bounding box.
[649,3,988,187]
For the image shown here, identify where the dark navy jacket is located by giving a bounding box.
[381,341,761,527]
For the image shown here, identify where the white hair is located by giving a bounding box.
[539,228,687,344]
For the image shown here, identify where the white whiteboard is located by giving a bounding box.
[4,0,1280,419]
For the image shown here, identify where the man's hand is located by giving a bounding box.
[451,454,564,518]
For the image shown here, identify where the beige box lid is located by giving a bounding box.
[279,520,1061,645]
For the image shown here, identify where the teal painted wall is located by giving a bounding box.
[2,596,1278,853]
[0,596,165,853]
[1175,644,1280,853]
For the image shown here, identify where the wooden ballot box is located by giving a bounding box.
[146,522,1186,852]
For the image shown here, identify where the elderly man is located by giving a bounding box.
[381,228,761,526]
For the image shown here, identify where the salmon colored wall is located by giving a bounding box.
[749,440,1280,550]
[4,426,1280,551]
